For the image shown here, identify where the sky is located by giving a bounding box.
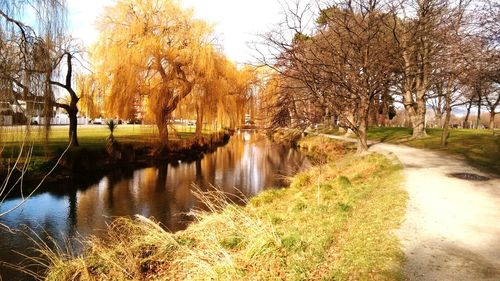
[67,0,285,65]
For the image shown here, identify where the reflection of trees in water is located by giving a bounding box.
[73,134,307,235]
[0,133,309,278]
[67,188,77,237]
[45,134,309,243]
[194,132,307,196]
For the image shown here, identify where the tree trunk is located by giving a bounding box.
[440,78,452,148]
[435,113,443,129]
[408,104,427,139]
[369,96,378,126]
[412,88,428,138]
[343,113,356,137]
[356,97,370,152]
[357,122,369,152]
[403,90,427,139]
[379,98,387,127]
[463,100,472,128]
[50,53,81,147]
[379,88,389,127]
[68,109,79,147]
[490,111,496,130]
[476,93,482,129]
[156,113,169,151]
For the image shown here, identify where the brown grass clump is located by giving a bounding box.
[296,135,354,162]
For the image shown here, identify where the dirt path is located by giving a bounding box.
[322,134,500,281]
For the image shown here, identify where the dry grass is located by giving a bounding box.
[269,129,304,146]
[296,135,354,162]
[37,136,407,280]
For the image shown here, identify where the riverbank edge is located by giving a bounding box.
[1,130,232,197]
[40,134,408,280]
[315,126,500,176]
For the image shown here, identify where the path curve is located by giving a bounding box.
[322,134,500,281]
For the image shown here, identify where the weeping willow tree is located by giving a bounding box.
[0,0,66,123]
[226,66,258,128]
[0,0,67,212]
[93,0,215,150]
[176,51,258,138]
[76,73,103,119]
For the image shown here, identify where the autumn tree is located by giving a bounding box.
[222,65,258,129]
[178,57,257,138]
[182,51,229,139]
[77,73,103,119]
[93,0,214,151]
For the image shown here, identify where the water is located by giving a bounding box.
[0,131,308,279]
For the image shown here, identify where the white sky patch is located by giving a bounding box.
[67,0,115,46]
[66,0,284,64]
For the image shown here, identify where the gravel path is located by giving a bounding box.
[322,134,500,281]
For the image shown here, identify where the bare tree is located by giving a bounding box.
[435,0,471,146]
[0,0,68,216]
[388,0,450,139]
[259,0,396,151]
[49,48,82,147]
[461,37,499,130]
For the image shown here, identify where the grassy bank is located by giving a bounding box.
[365,127,500,175]
[0,125,230,195]
[0,125,206,155]
[316,127,500,175]
[40,136,407,280]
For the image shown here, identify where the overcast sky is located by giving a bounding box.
[67,0,285,65]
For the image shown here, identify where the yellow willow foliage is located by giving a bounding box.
[175,52,258,129]
[76,73,103,118]
[254,71,284,126]
[92,0,215,126]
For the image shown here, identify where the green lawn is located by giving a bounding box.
[0,125,213,174]
[0,124,204,142]
[0,124,208,156]
[366,127,500,175]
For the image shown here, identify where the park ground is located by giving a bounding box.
[2,125,498,175]
[0,124,207,154]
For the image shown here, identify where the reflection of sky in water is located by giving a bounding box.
[0,193,73,279]
[0,132,308,279]
[0,193,70,232]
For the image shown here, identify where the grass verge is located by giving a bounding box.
[0,125,205,157]
[38,136,407,280]
[365,127,500,175]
